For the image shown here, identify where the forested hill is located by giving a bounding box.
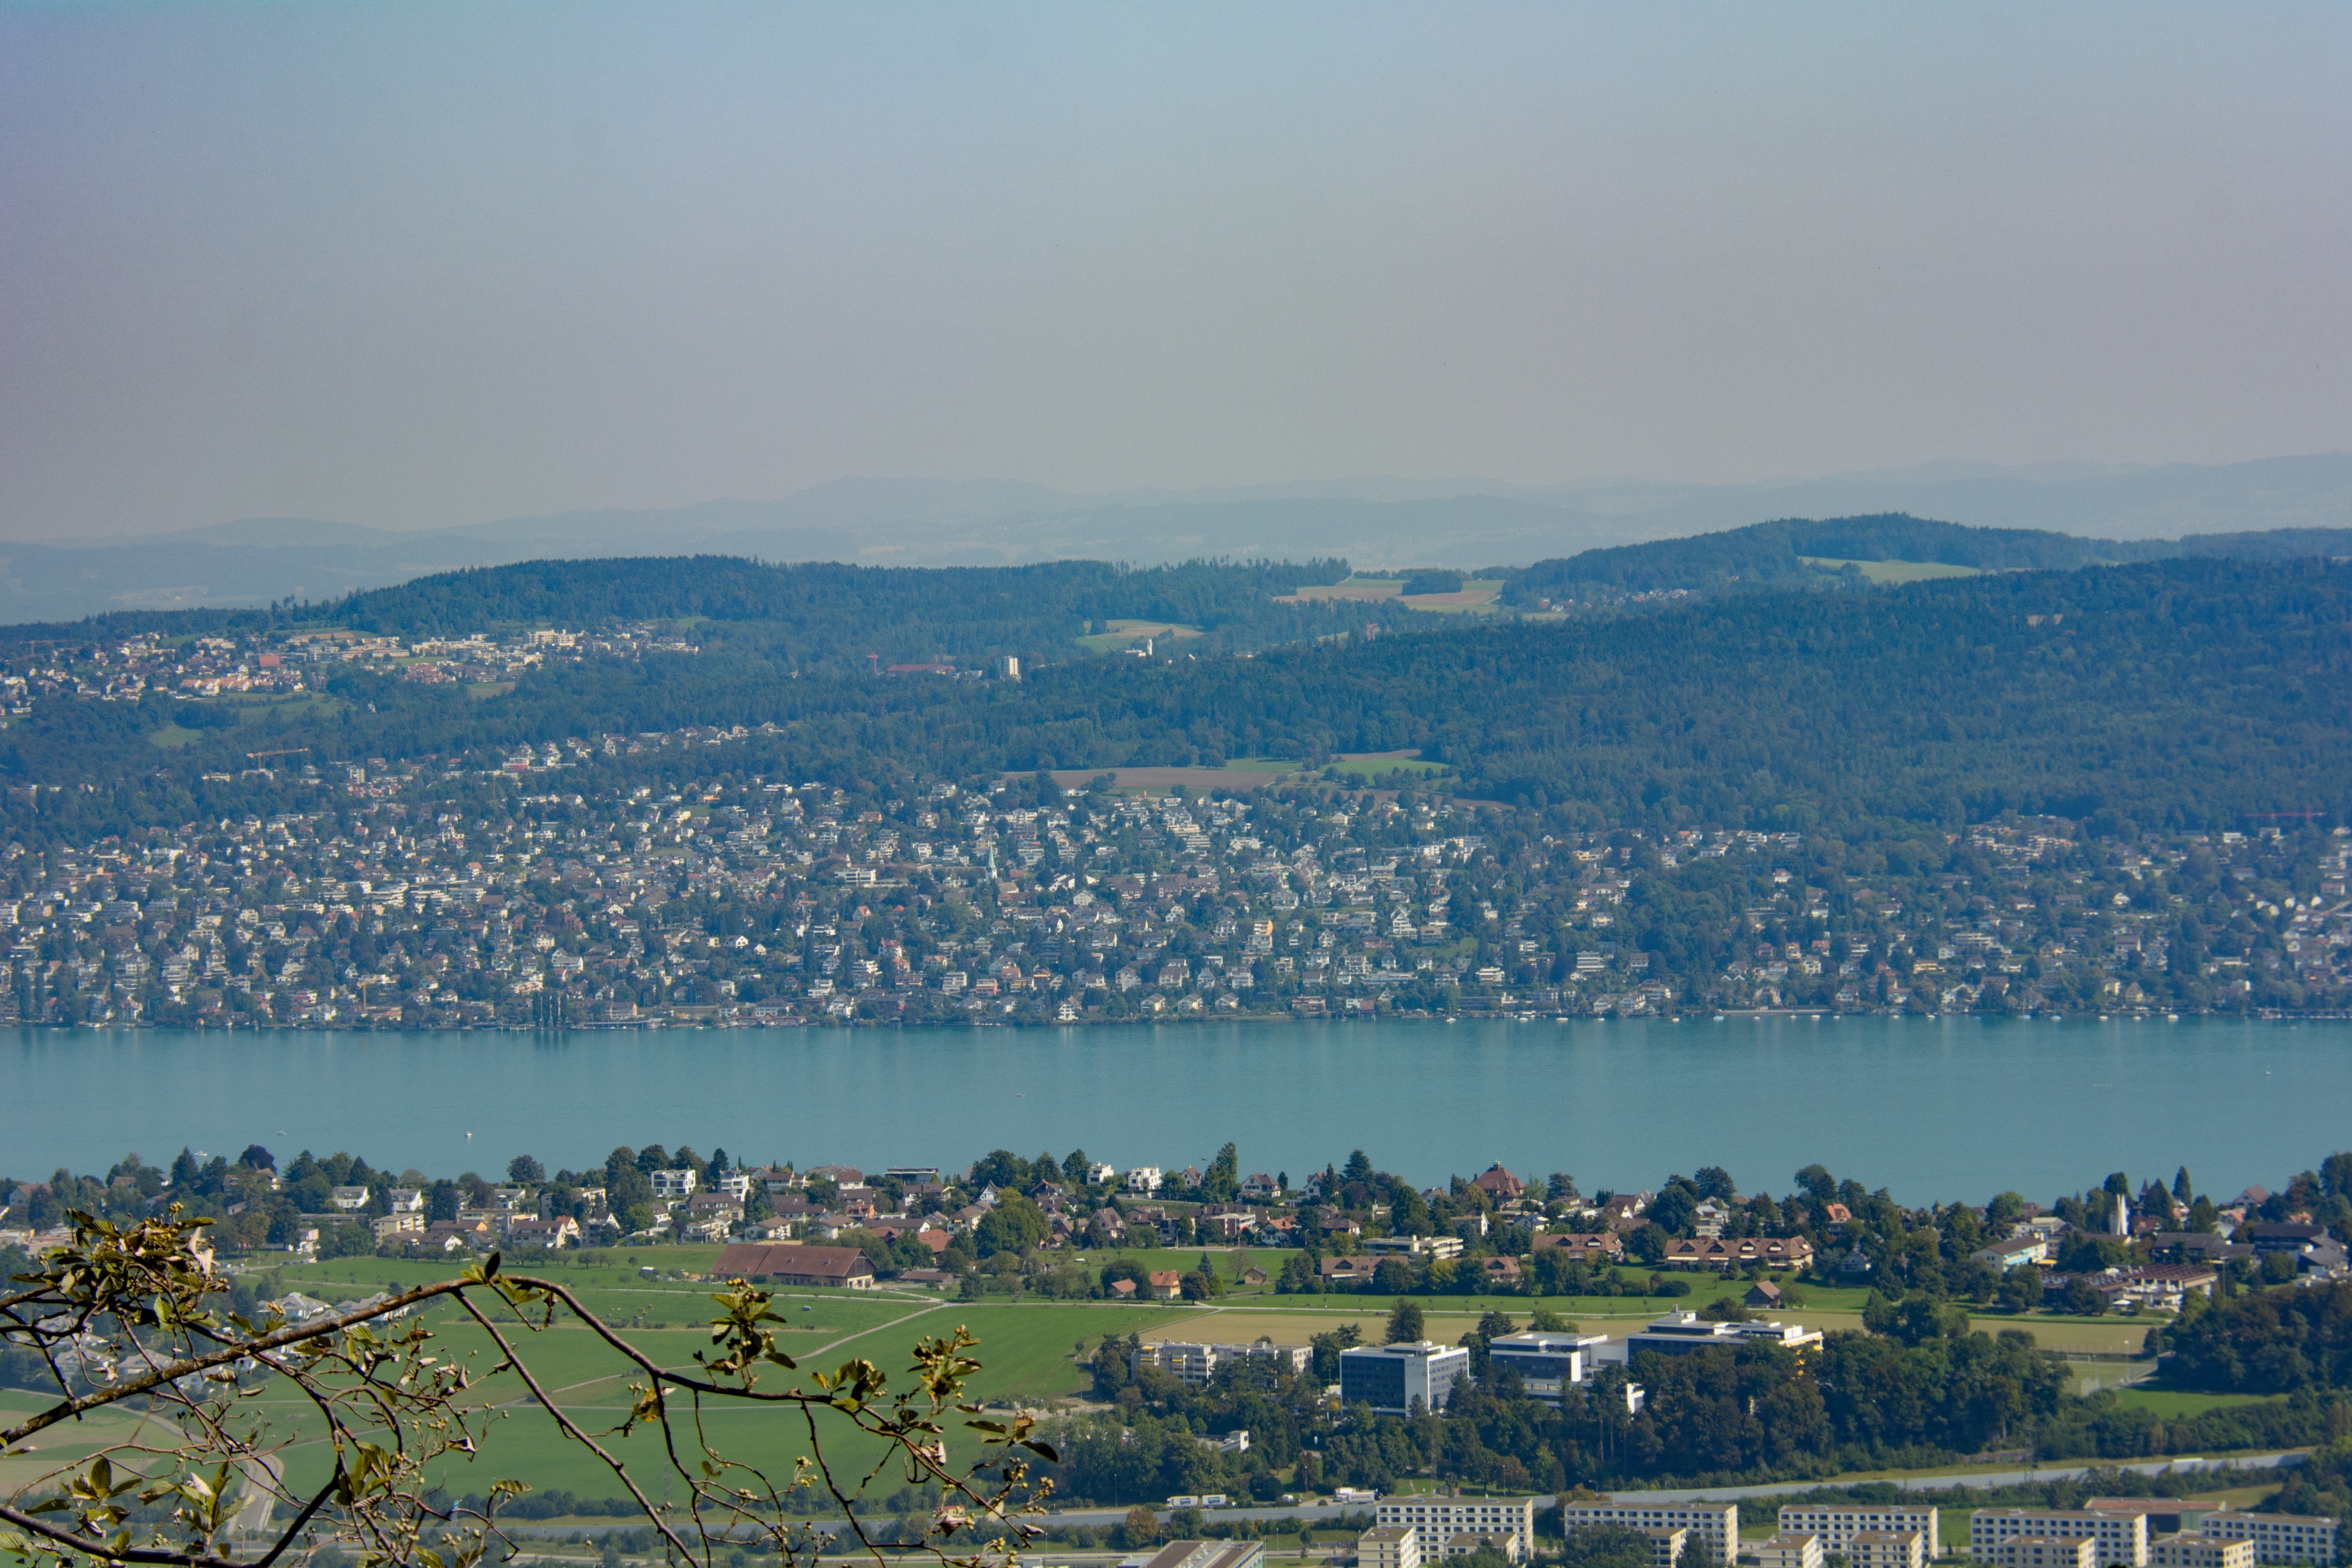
[321,556,1354,649]
[5,557,2348,842]
[0,557,1374,671]
[1506,513,2352,602]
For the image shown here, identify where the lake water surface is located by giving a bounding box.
[6,1017,2349,1202]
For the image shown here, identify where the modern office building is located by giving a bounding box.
[1339,1342,1471,1415]
[1484,1330,1612,1403]
[1623,1312,1823,1358]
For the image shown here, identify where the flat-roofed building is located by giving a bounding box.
[1135,1341,1312,1386]
[1780,1505,1942,1560]
[1755,1533,1823,1568]
[1974,1511,2148,1568]
[2091,1503,2232,1538]
[2203,1514,2340,1565]
[1988,1540,2097,1568]
[2151,1536,2256,1568]
[1134,1542,1265,1568]
[1850,1532,1925,1568]
[1643,1529,1690,1568]
[1624,1312,1822,1359]
[1558,1501,1738,1568]
[1342,1342,1471,1416]
[1358,1527,1420,1568]
[1374,1497,1538,1563]
[1485,1330,1612,1404]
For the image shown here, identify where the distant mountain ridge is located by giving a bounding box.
[0,453,2345,623]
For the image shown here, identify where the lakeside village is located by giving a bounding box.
[9,1140,2350,1344]
[1,723,2349,1028]
[9,1150,2352,1568]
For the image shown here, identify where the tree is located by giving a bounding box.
[1528,1306,1573,1332]
[0,1209,1052,1568]
[236,1145,275,1172]
[1385,1298,1425,1344]
[2321,1154,2352,1201]
[1693,1166,1736,1202]
[507,1155,545,1185]
[974,1195,1048,1256]
[1203,1142,1239,1203]
[1344,1150,1374,1185]
[2060,1275,2108,1316]
[1795,1164,1838,1205]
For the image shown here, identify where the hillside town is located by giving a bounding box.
[0,717,2346,1029]
[0,624,697,710]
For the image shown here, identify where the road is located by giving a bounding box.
[1622,1450,2308,1504]
[231,1450,283,1537]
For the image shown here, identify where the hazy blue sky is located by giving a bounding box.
[2,4,2347,537]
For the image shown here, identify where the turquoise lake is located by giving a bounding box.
[6,1017,2348,1201]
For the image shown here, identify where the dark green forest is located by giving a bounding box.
[5,556,2347,842]
[1506,513,2352,602]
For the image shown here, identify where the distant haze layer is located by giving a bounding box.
[0,457,2347,623]
[2,6,2347,539]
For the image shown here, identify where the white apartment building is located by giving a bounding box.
[1974,1511,2149,1568]
[1135,1341,1312,1385]
[1756,1534,1823,1568]
[2203,1515,2341,1566]
[1987,1540,2097,1568]
[650,1168,698,1199]
[1559,1501,1739,1568]
[2152,1538,2256,1568]
[1358,1527,1421,1568]
[1852,1532,1927,1568]
[1780,1503,1943,1559]
[1373,1497,1538,1563]
[1126,1166,1164,1194]
[1644,1529,1691,1568]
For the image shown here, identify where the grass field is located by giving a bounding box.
[147,723,203,748]
[2113,1387,2290,1416]
[125,1251,2171,1505]
[1799,556,1984,583]
[1075,620,1204,654]
[1329,752,1449,779]
[1275,578,1505,613]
